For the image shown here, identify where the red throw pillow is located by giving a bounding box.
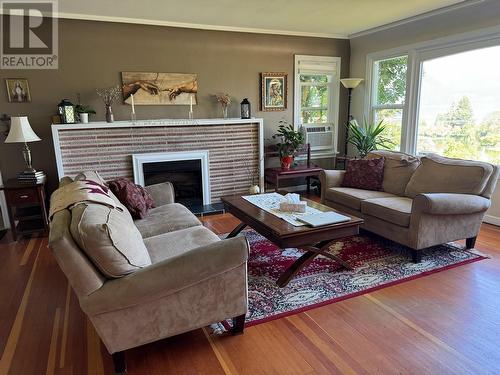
[108,178,155,219]
[341,158,385,191]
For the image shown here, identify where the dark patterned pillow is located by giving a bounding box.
[341,158,385,191]
[107,178,155,219]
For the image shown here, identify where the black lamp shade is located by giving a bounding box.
[58,99,76,124]
[240,98,251,119]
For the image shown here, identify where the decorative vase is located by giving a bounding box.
[221,105,228,119]
[249,185,260,195]
[105,105,114,123]
[280,155,294,170]
[79,113,89,123]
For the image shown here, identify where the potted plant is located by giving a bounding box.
[272,120,304,170]
[75,104,96,124]
[347,118,394,158]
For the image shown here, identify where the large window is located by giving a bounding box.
[370,55,408,151]
[294,55,340,157]
[367,31,500,165]
[417,45,500,163]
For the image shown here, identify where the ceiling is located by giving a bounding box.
[57,0,472,38]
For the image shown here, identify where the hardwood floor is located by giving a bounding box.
[1,215,499,374]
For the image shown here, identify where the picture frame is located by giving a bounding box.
[5,78,31,103]
[261,72,287,111]
[121,72,198,105]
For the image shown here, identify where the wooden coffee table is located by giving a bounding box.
[221,194,363,287]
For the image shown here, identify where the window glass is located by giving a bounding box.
[374,56,408,105]
[417,45,500,163]
[301,85,328,108]
[301,110,328,124]
[374,109,403,151]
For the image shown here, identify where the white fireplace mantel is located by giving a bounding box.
[51,117,263,130]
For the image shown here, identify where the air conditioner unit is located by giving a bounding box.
[303,125,334,152]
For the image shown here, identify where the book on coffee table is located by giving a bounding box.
[297,212,351,227]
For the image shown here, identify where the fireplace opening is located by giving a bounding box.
[143,160,203,208]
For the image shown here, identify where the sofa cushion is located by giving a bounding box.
[368,150,420,195]
[70,203,152,278]
[405,154,494,198]
[341,158,385,191]
[361,197,413,227]
[144,226,220,263]
[135,203,202,238]
[325,187,395,211]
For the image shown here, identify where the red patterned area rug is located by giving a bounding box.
[216,229,487,331]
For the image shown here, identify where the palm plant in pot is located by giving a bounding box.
[346,118,393,158]
[272,120,304,170]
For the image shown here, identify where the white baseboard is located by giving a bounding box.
[483,214,500,226]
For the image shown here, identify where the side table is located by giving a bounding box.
[0,179,49,240]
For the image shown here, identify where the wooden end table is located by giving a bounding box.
[221,194,363,287]
[0,179,49,240]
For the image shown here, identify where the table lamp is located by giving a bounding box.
[5,116,41,173]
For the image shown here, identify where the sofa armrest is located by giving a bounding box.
[320,170,345,203]
[412,193,491,215]
[145,182,175,206]
[320,170,345,188]
[81,236,249,315]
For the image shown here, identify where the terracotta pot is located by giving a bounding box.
[280,155,294,170]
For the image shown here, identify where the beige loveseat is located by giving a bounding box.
[321,151,499,262]
[49,171,249,373]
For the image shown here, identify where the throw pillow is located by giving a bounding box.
[70,203,152,278]
[341,158,385,191]
[108,178,155,219]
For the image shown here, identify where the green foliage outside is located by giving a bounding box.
[376,56,408,105]
[418,96,500,163]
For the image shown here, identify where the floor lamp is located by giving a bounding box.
[340,78,364,157]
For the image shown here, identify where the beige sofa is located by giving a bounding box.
[321,151,499,262]
[49,172,249,373]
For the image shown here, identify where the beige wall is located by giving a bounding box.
[349,0,500,223]
[0,18,349,192]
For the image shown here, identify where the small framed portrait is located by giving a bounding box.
[261,72,287,111]
[5,78,31,103]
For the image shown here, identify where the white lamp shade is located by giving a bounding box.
[5,116,41,143]
[340,78,364,89]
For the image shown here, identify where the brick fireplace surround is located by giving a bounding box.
[52,118,264,203]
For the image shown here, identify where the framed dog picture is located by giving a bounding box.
[5,78,31,103]
[261,72,287,111]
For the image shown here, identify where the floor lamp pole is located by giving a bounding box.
[344,87,353,156]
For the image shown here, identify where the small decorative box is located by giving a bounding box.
[279,201,307,213]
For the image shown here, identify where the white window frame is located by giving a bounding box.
[365,25,500,156]
[366,54,411,152]
[294,55,341,158]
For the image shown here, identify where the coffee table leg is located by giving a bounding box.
[226,222,247,239]
[277,251,317,288]
[276,240,353,288]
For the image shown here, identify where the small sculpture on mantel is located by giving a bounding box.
[96,86,121,123]
[214,93,231,119]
